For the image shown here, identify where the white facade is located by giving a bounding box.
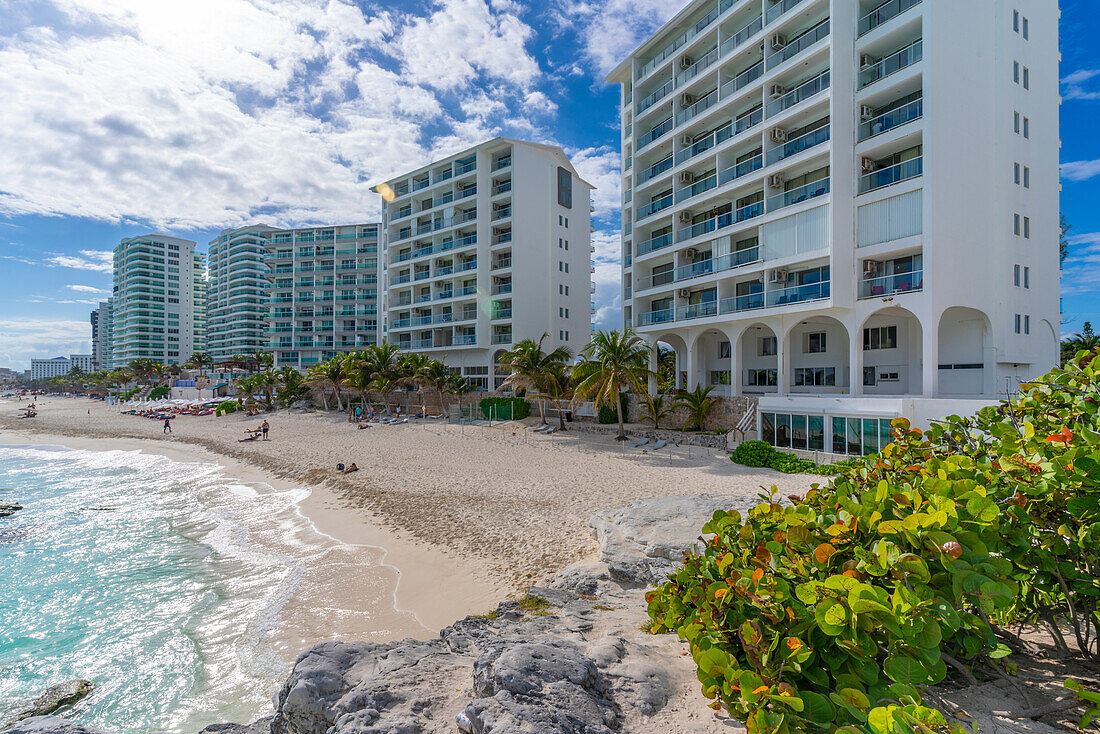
[110,234,203,366]
[606,0,1059,447]
[376,138,594,390]
[264,223,381,370]
[92,298,114,371]
[69,354,94,372]
[207,225,275,361]
[30,357,71,381]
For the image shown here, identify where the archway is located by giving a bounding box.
[858,307,924,395]
[653,333,689,392]
[690,328,734,395]
[783,316,851,394]
[738,323,779,395]
[937,307,992,396]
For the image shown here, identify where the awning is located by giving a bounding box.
[212,383,229,389]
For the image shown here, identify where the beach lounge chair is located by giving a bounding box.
[542,426,559,435]
[393,418,408,425]
[528,423,550,432]
[643,440,667,454]
[629,438,650,449]
[534,425,555,433]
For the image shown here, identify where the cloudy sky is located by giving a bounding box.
[0,0,1097,368]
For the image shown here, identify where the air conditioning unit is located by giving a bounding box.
[769,269,788,283]
[679,93,695,108]
[770,127,788,143]
[679,56,694,69]
[863,260,880,277]
[678,288,693,298]
[767,173,786,188]
[679,135,695,147]
[859,54,876,69]
[769,84,787,99]
[859,105,876,121]
[861,157,877,174]
[770,33,787,50]
[679,171,695,184]
[678,211,694,223]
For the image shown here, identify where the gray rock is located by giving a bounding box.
[0,501,23,518]
[0,716,108,734]
[198,719,272,734]
[3,681,94,728]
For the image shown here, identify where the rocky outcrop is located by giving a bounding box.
[2,680,94,729]
[0,717,108,734]
[0,501,23,518]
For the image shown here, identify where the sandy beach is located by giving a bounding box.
[0,396,808,643]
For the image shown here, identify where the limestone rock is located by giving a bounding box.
[0,501,23,518]
[3,681,95,728]
[0,716,107,734]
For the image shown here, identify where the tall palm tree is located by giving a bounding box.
[543,362,573,430]
[250,350,274,373]
[235,374,259,407]
[343,367,373,411]
[127,358,158,385]
[572,329,652,441]
[446,373,471,419]
[499,333,573,424]
[361,343,404,413]
[276,365,308,407]
[306,356,348,411]
[417,360,453,414]
[255,369,279,410]
[185,352,213,375]
[675,384,717,432]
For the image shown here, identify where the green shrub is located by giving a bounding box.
[730,440,778,467]
[769,453,815,474]
[479,397,530,421]
[148,386,169,400]
[598,392,630,424]
[119,388,140,401]
[214,400,238,416]
[650,418,1017,733]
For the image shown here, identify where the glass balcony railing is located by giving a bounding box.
[636,232,675,256]
[720,15,763,56]
[677,300,719,320]
[859,270,923,299]
[636,79,675,115]
[455,334,478,345]
[412,178,430,192]
[767,0,807,24]
[676,259,714,281]
[716,246,762,270]
[677,200,763,241]
[721,293,766,313]
[491,181,512,196]
[767,177,830,210]
[766,280,830,307]
[677,45,720,87]
[859,40,922,89]
[859,156,922,193]
[677,87,719,126]
[676,172,717,203]
[859,0,921,37]
[636,2,720,80]
[490,334,512,345]
[858,98,922,141]
[769,19,829,68]
[767,124,830,165]
[638,156,674,184]
[637,193,674,220]
[455,159,477,174]
[493,156,511,170]
[767,70,830,117]
[718,153,764,186]
[720,60,764,100]
[638,308,675,326]
[638,117,674,150]
[410,338,434,349]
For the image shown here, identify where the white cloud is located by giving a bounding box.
[46,251,114,273]
[0,319,91,369]
[1062,159,1100,182]
[589,229,623,329]
[554,0,680,77]
[568,145,621,221]
[66,284,110,294]
[1061,68,1100,100]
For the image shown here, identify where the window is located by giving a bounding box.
[557,167,573,209]
[564,240,569,250]
[1014,264,1021,286]
[559,307,564,317]
[1023,67,1029,89]
[564,285,569,295]
[1024,216,1031,238]
[1023,17,1029,39]
[761,413,824,452]
[863,325,897,350]
[1014,163,1021,184]
[760,336,777,356]
[1023,117,1030,138]
[565,331,569,341]
[559,330,564,340]
[559,238,563,248]
[745,368,777,386]
[558,262,563,271]
[1023,166,1030,188]
[1015,314,1022,334]
[1014,213,1021,236]
[878,370,899,382]
[719,341,731,359]
[559,215,563,225]
[1014,61,1020,83]
[559,284,563,294]
[1014,111,1020,133]
[565,308,569,318]
[1013,9,1019,32]
[565,217,569,228]
[1024,315,1030,334]
[564,262,569,273]
[1024,266,1030,288]
[794,367,836,386]
[806,332,827,353]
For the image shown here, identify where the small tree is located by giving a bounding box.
[676,384,718,431]
[640,394,673,430]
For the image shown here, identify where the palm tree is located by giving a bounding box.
[572,329,652,441]
[235,374,259,407]
[255,369,279,410]
[306,356,348,411]
[1062,321,1100,364]
[446,373,471,419]
[675,384,717,432]
[360,343,404,413]
[127,358,158,385]
[640,394,674,430]
[499,333,573,424]
[185,352,213,375]
[250,350,274,373]
[656,345,677,393]
[417,360,453,415]
[543,362,573,431]
[276,365,308,407]
[343,367,373,411]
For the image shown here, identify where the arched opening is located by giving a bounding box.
[654,333,689,392]
[692,328,734,395]
[738,323,778,395]
[937,307,992,395]
[859,307,923,395]
[784,316,850,394]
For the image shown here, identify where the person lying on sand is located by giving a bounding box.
[239,428,262,442]
[342,463,359,474]
[357,422,371,429]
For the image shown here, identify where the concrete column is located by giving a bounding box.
[647,339,658,395]
[727,328,741,397]
[922,317,938,397]
[686,335,699,391]
[849,325,864,396]
[776,327,788,396]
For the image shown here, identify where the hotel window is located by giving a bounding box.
[794,367,835,386]
[1014,163,1021,184]
[1015,314,1022,334]
[719,341,731,359]
[1024,217,1030,238]
[806,332,827,353]
[745,368,777,386]
[1014,61,1020,83]
[761,413,825,452]
[1025,315,1030,334]
[1023,167,1030,188]
[1014,112,1020,133]
[564,285,569,295]
[564,240,569,250]
[1013,10,1019,32]
[1023,67,1029,89]
[863,325,897,350]
[760,336,777,356]
[1024,267,1030,288]
[1023,17,1029,39]
[1014,213,1021,235]
[1023,117,1030,138]
[1014,264,1021,286]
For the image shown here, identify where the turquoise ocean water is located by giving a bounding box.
[0,444,404,733]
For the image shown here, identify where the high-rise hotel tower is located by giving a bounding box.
[606,0,1059,454]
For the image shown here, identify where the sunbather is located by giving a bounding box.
[342,463,359,474]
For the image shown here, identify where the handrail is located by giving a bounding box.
[676,87,719,125]
[677,45,720,87]
[766,0,806,24]
[677,200,763,241]
[720,60,764,99]
[638,116,674,150]
[858,270,923,299]
[858,39,922,89]
[859,0,921,37]
[765,280,830,307]
[767,70,830,117]
[636,78,675,115]
[637,193,674,220]
[859,156,923,193]
[636,232,675,256]
[718,153,764,186]
[766,123,830,165]
[858,98,922,141]
[769,19,829,67]
[721,15,763,56]
[638,155,674,184]
[767,177,830,210]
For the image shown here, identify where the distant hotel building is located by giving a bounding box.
[263,224,382,370]
[30,354,94,380]
[92,299,114,371]
[606,0,1059,452]
[206,225,275,361]
[109,234,204,367]
[375,138,594,390]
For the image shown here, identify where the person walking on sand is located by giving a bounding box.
[163,418,172,434]
[261,420,269,440]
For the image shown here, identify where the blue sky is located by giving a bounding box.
[0,0,1096,369]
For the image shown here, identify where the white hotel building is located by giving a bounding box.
[375,138,593,391]
[607,0,1059,454]
[207,225,276,362]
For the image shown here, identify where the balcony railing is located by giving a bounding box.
[720,15,763,56]
[769,19,829,68]
[859,0,921,37]
[766,280,830,307]
[858,98,922,141]
[677,200,764,242]
[718,153,764,186]
[636,2,720,80]
[716,246,762,270]
[677,300,719,320]
[720,292,765,314]
[638,117,674,150]
[767,70,830,117]
[493,232,512,245]
[636,232,675,256]
[767,124,830,165]
[409,338,434,349]
[638,308,675,326]
[492,206,512,220]
[455,159,476,174]
[636,193,674,220]
[677,45,720,87]
[859,270,923,299]
[493,156,511,170]
[767,0,807,24]
[493,308,513,319]
[494,283,513,294]
[458,260,478,272]
[491,181,512,195]
[675,172,717,203]
[676,87,719,125]
[638,155,673,184]
[859,39,922,89]
[492,258,512,270]
[412,178,430,192]
[720,60,764,100]
[859,156,922,193]
[768,177,830,210]
[491,333,513,345]
[676,259,714,281]
[636,78,675,115]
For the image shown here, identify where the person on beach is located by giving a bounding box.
[261,420,269,440]
[342,463,359,474]
[163,418,172,434]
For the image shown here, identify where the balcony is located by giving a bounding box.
[767,124,830,165]
[859,40,922,89]
[493,283,513,295]
[859,0,921,37]
[677,300,719,320]
[638,155,674,185]
[492,206,512,220]
[493,156,512,171]
[677,45,720,88]
[492,258,512,270]
[458,259,478,272]
[766,280,830,307]
[767,177,829,211]
[636,232,675,256]
[638,308,675,326]
[767,0,807,24]
[491,334,513,345]
[859,156,922,193]
[455,159,477,174]
[493,232,513,245]
[636,193,674,220]
[676,87,719,126]
[677,200,763,242]
[859,270,923,299]
[767,70,830,117]
[638,117,674,151]
[769,19,829,69]
[716,246,762,270]
[720,15,763,56]
[412,178,430,192]
[675,172,718,203]
[409,338,434,349]
[676,259,713,281]
[492,181,512,195]
[719,60,764,101]
[636,78,674,115]
[858,98,922,141]
[718,153,764,186]
[635,2,720,81]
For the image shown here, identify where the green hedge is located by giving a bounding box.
[214,400,239,417]
[598,392,630,424]
[148,386,169,400]
[730,440,843,475]
[119,388,140,401]
[479,397,530,420]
